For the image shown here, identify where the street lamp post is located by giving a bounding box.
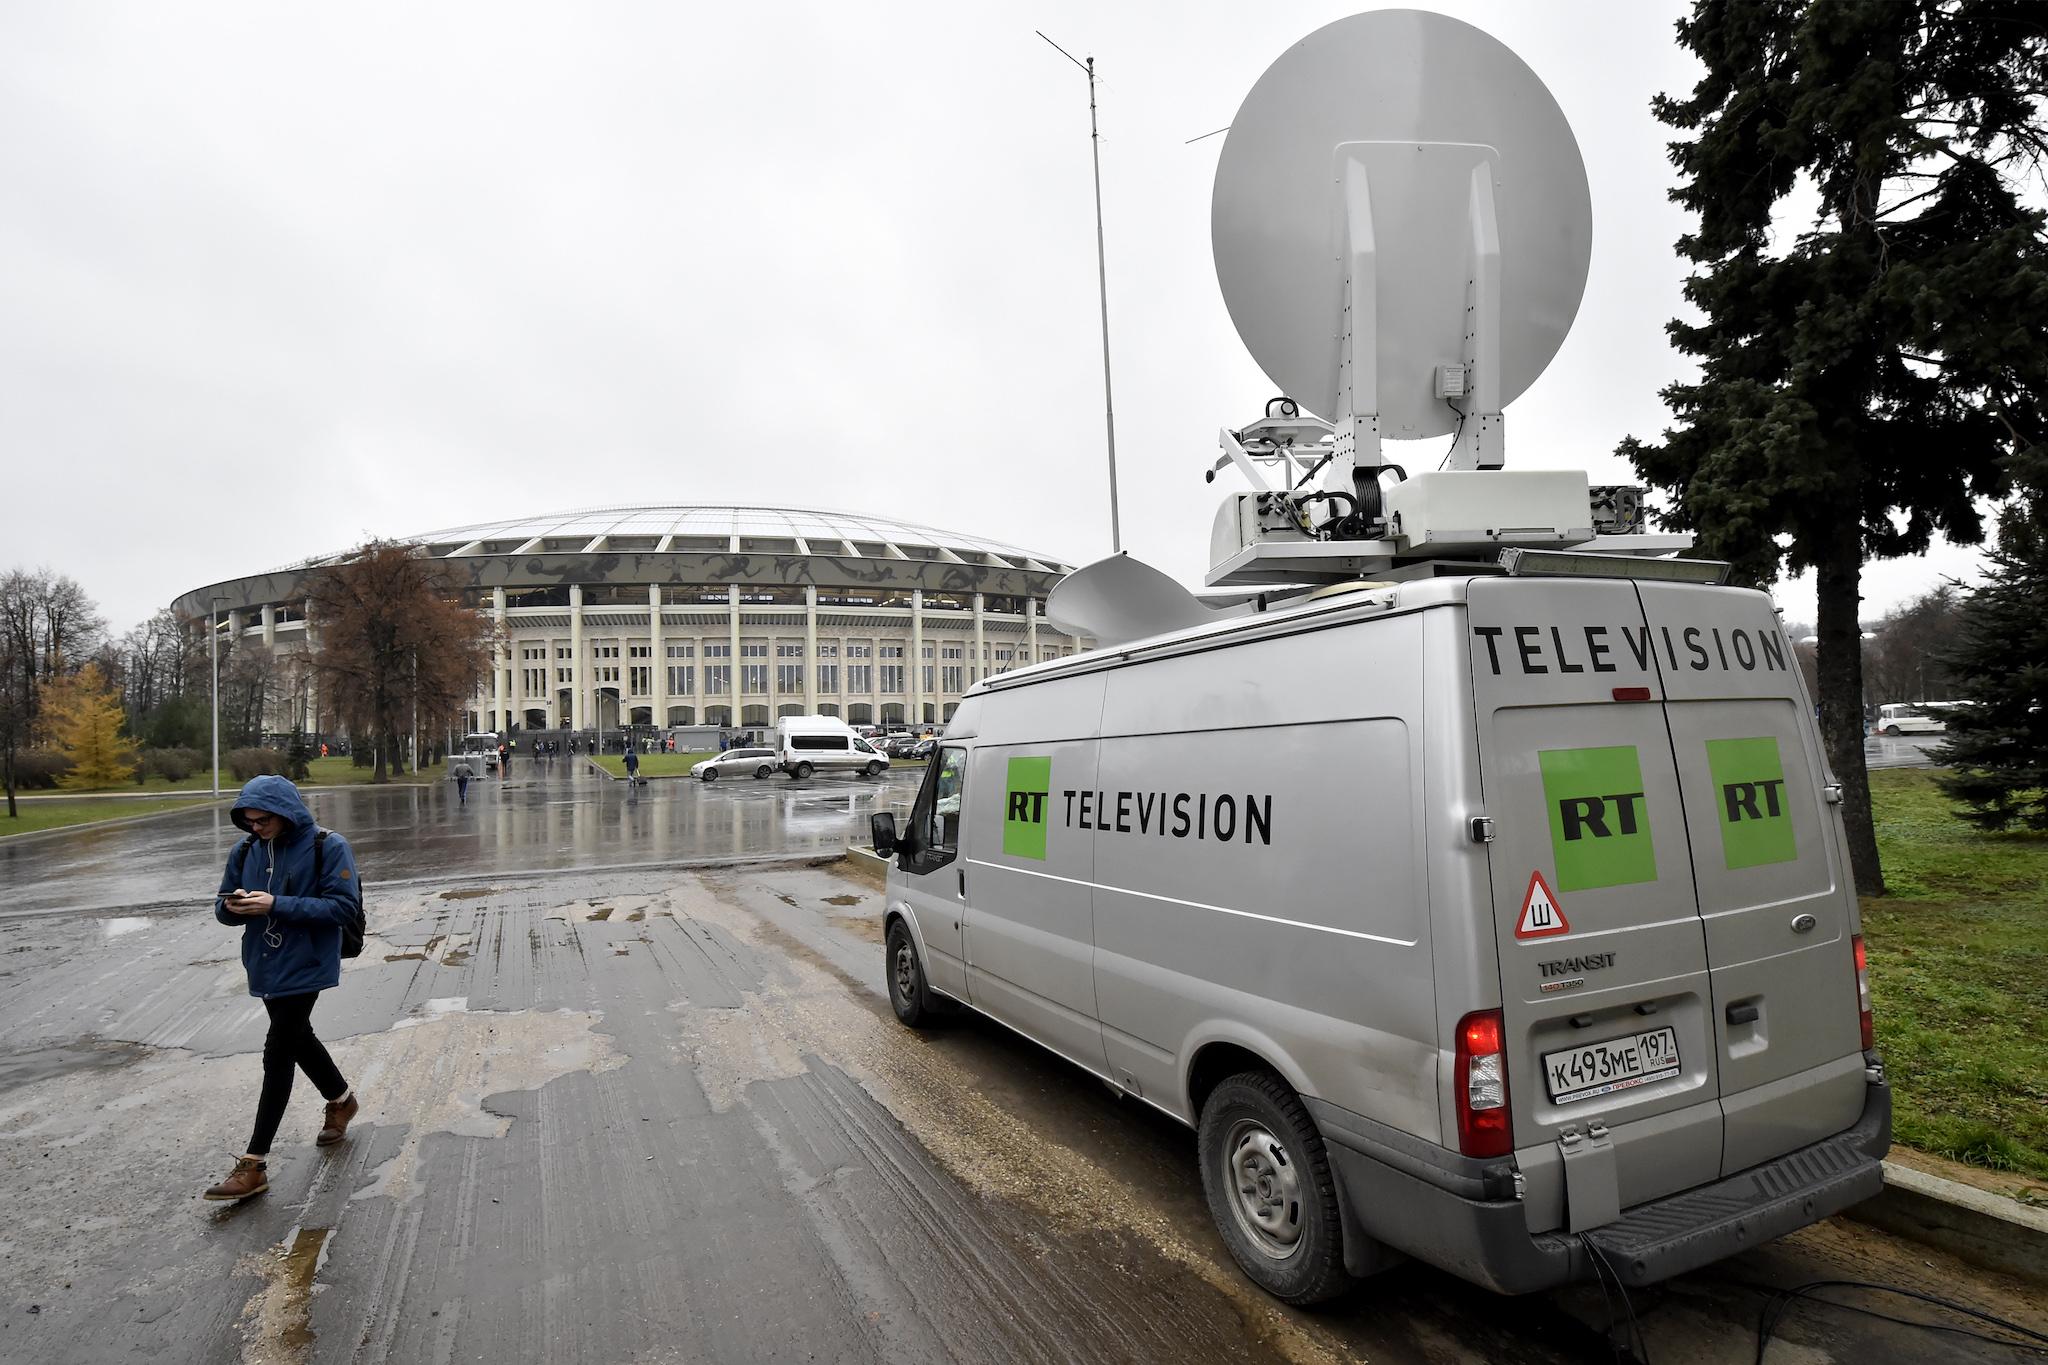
[209,596,227,801]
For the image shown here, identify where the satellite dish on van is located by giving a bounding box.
[1211,9,1592,440]
[1045,554,1224,649]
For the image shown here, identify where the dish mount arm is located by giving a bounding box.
[1330,142,1506,494]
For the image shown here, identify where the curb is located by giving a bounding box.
[1847,1160,2048,1286]
[0,796,229,847]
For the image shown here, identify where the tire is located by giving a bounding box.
[1197,1071,1355,1305]
[1883,725,1901,736]
[700,769,717,782]
[885,919,943,1028]
[864,761,884,777]
[793,761,814,779]
[754,765,774,779]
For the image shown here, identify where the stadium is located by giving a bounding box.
[170,505,1087,739]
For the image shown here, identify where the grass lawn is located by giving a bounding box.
[39,754,449,795]
[0,795,218,836]
[592,752,718,779]
[1864,769,2048,1180]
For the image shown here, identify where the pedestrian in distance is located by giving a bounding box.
[204,776,365,1202]
[624,745,640,785]
[453,759,473,805]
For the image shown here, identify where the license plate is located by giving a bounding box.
[1543,1026,1681,1105]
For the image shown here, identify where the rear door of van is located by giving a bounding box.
[1466,578,1724,1222]
[1634,583,1865,1174]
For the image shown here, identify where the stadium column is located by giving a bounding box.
[260,603,275,649]
[303,598,318,736]
[570,583,587,730]
[1026,594,1038,667]
[649,583,666,731]
[972,592,985,686]
[492,586,507,732]
[910,588,924,726]
[728,584,741,728]
[804,583,818,714]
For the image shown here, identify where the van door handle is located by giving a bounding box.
[1726,1002,1760,1026]
[957,868,966,898]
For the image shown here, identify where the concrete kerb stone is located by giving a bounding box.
[1847,1161,2048,1286]
[0,796,230,847]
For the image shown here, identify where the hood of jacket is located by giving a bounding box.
[230,775,316,835]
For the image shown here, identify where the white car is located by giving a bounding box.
[690,747,780,781]
[1875,703,1945,736]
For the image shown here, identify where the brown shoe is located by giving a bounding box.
[203,1157,268,1201]
[317,1093,359,1147]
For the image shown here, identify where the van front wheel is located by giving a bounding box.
[1197,1071,1354,1305]
[885,920,942,1029]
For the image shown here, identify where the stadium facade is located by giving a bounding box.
[171,505,1087,737]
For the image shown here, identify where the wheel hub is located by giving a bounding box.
[1224,1119,1303,1258]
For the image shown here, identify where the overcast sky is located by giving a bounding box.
[1,1,1991,638]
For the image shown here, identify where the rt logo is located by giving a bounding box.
[1557,792,1646,841]
[1722,779,1786,822]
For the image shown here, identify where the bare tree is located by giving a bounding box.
[305,543,493,781]
[0,568,108,815]
[1862,587,1967,705]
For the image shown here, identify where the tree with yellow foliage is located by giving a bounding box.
[47,663,140,790]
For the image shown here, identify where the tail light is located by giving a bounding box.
[1853,934,1874,1051]
[1454,1008,1513,1158]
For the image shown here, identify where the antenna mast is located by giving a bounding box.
[1039,31,1122,553]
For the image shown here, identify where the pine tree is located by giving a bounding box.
[47,662,141,790]
[1936,444,2048,829]
[286,724,312,782]
[1620,0,2048,893]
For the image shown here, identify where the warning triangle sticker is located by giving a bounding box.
[1516,871,1569,940]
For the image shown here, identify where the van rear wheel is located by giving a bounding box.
[1197,1071,1354,1305]
[885,920,943,1028]
[791,761,814,779]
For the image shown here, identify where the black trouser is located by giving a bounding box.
[248,992,348,1156]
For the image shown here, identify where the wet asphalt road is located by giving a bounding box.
[1,774,2043,1363]
[0,759,924,918]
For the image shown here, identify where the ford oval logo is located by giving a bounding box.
[1791,913,1817,934]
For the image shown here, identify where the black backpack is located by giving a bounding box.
[233,828,367,959]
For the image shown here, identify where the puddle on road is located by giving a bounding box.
[0,1039,159,1091]
[236,1224,331,1365]
[102,917,154,938]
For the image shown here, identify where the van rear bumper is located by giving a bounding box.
[1318,1079,1891,1294]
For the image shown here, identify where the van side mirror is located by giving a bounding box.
[870,812,898,858]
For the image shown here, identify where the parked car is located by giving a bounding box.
[883,733,923,758]
[910,736,938,760]
[1875,703,1945,736]
[690,747,780,781]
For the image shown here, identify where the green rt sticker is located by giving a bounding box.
[1539,746,1657,891]
[1705,736,1797,869]
[1002,756,1052,861]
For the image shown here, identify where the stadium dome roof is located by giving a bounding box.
[394,505,1072,571]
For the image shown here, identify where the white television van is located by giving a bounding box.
[775,715,890,780]
[871,570,1888,1301]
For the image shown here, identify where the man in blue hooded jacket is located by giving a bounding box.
[203,776,364,1202]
